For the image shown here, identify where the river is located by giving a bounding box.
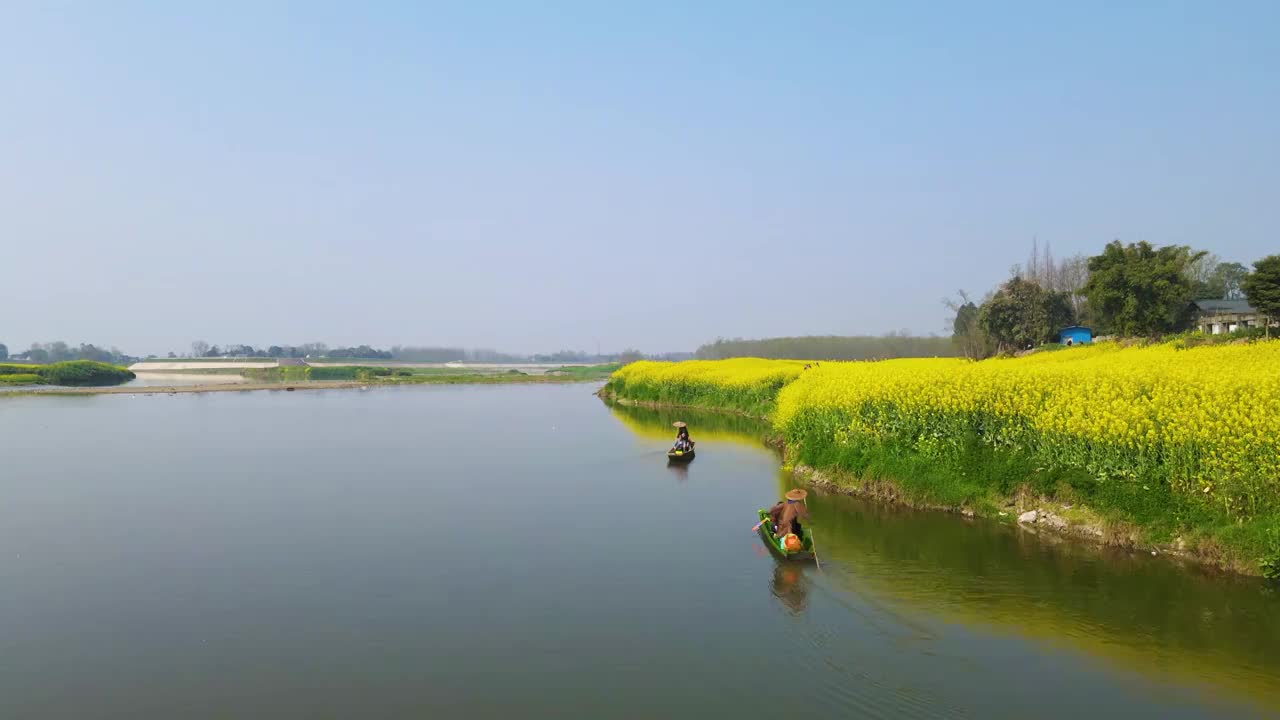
[0,384,1276,718]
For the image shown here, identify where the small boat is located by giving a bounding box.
[667,447,695,462]
[755,508,816,561]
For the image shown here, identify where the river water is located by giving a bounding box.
[0,384,1276,718]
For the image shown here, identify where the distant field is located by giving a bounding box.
[131,360,598,375]
[131,361,277,370]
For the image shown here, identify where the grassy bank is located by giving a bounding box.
[603,346,1280,578]
[0,361,135,386]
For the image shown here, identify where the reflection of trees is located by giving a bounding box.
[770,561,808,615]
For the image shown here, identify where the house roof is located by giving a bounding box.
[1059,326,1092,333]
[1193,299,1255,313]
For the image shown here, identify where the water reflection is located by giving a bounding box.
[604,400,775,449]
[606,399,1280,714]
[770,561,809,615]
[778,473,1280,711]
[666,460,690,482]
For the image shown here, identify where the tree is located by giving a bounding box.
[977,277,1074,353]
[0,343,7,361]
[1082,241,1203,337]
[1187,253,1223,298]
[1214,262,1249,300]
[1242,255,1280,338]
[26,345,49,363]
[207,345,222,357]
[191,340,210,357]
[45,341,71,362]
[944,290,993,359]
[167,352,178,359]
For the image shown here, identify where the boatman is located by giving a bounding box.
[672,421,693,452]
[768,488,809,539]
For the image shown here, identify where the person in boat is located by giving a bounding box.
[767,488,809,541]
[672,422,694,452]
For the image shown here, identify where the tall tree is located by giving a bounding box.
[0,343,7,361]
[1082,241,1203,337]
[977,277,1075,353]
[1242,255,1280,338]
[1214,262,1249,300]
[191,340,211,357]
[944,290,993,359]
[1186,253,1223,298]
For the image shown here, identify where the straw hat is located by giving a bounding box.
[672,421,687,428]
[785,488,808,502]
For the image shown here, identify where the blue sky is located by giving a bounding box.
[2,1,1277,355]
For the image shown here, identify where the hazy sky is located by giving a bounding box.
[2,1,1277,355]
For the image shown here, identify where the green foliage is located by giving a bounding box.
[548,363,620,378]
[1083,241,1202,336]
[950,301,995,359]
[36,361,135,386]
[1242,255,1280,335]
[696,334,955,361]
[1263,527,1280,582]
[308,366,360,381]
[977,276,1074,352]
[0,373,41,385]
[1166,327,1269,349]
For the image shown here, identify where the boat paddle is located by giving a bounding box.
[810,530,822,570]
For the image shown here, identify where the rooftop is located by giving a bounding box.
[1193,299,1255,313]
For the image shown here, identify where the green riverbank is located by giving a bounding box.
[599,372,1280,580]
[0,361,135,387]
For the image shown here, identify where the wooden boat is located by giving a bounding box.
[667,447,695,462]
[756,508,815,561]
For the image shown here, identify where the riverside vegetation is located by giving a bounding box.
[603,343,1280,577]
[0,361,135,387]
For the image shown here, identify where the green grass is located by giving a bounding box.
[0,373,42,385]
[546,363,621,378]
[787,425,1279,573]
[601,377,786,418]
[0,361,134,386]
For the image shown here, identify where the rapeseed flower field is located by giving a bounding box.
[607,343,1280,572]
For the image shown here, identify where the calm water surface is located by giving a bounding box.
[1,385,1276,718]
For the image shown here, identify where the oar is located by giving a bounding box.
[751,517,769,532]
[810,530,822,570]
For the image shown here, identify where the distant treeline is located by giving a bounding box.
[2,341,134,365]
[182,341,675,364]
[949,240,1280,358]
[695,334,955,361]
[1,339,690,366]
